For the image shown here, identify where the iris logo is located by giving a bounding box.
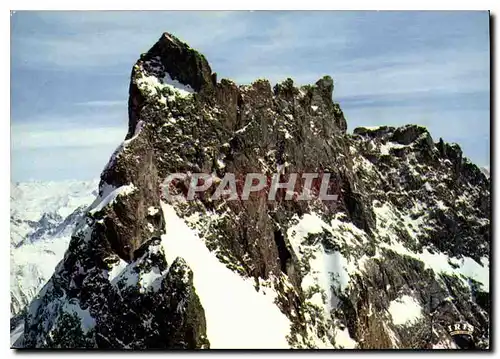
[447,322,474,337]
[447,322,476,350]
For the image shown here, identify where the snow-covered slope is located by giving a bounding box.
[160,202,291,349]
[10,180,99,316]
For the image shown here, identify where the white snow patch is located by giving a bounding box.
[147,206,159,216]
[112,262,139,288]
[435,199,449,210]
[126,120,145,144]
[329,252,352,292]
[287,212,360,321]
[139,267,164,293]
[388,295,422,325]
[419,251,490,292]
[334,327,357,349]
[217,158,226,169]
[380,142,406,156]
[89,184,137,214]
[235,122,251,134]
[287,213,326,260]
[311,105,318,111]
[135,69,195,105]
[162,73,195,97]
[282,128,293,139]
[108,258,128,282]
[160,202,291,349]
[424,182,433,192]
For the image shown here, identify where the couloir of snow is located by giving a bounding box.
[162,72,195,96]
[286,212,360,348]
[88,183,137,214]
[159,202,291,349]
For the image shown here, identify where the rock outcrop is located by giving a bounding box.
[15,33,490,349]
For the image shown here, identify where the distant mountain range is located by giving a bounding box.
[10,180,98,317]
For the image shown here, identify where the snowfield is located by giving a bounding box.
[160,202,291,349]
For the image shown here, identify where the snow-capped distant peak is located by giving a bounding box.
[10,179,99,317]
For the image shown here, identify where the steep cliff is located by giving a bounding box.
[15,33,490,349]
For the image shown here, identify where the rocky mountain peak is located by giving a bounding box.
[127,32,214,140]
[15,33,490,350]
[144,32,214,92]
[315,75,335,100]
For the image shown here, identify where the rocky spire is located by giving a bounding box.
[127,32,215,139]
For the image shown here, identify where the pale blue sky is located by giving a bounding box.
[11,11,490,181]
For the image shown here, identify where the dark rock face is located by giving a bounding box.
[21,227,208,349]
[99,131,164,261]
[18,33,490,349]
[145,33,214,93]
[390,124,431,145]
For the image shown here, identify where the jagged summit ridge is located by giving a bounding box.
[15,33,490,349]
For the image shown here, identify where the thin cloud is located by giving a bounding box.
[74,100,125,108]
[11,125,126,150]
[11,11,253,70]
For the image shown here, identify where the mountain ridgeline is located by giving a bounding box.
[15,33,490,349]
